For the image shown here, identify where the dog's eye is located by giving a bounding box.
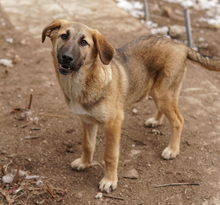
[81,39,88,46]
[60,34,68,40]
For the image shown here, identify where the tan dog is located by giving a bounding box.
[42,19,220,193]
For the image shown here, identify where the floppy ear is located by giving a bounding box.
[42,19,66,43]
[93,30,114,65]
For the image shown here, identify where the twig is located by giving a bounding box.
[12,108,68,119]
[155,182,199,188]
[0,189,15,205]
[27,94,33,109]
[13,165,20,184]
[46,184,56,198]
[36,113,68,118]
[102,194,124,201]
[30,128,41,130]
[21,121,32,128]
[4,160,13,172]
[45,199,53,205]
[11,107,29,113]
[13,192,25,200]
[1,165,6,175]
[17,174,27,188]
[24,191,32,205]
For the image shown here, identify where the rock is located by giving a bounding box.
[129,149,141,158]
[124,168,139,179]
[20,38,27,45]
[95,192,103,199]
[169,25,186,38]
[42,140,48,144]
[12,54,21,64]
[0,59,13,68]
[76,191,84,199]
[6,38,13,43]
[2,174,14,184]
[132,108,138,114]
[150,26,169,35]
[148,129,162,135]
[162,6,173,18]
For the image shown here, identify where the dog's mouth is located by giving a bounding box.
[58,64,73,75]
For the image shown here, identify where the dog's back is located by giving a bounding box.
[114,35,188,107]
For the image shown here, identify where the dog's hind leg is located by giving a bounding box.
[145,110,164,127]
[71,121,98,171]
[154,92,184,159]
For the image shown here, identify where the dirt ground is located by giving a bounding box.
[1,0,220,204]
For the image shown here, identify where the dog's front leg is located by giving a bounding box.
[71,121,98,171]
[99,116,123,193]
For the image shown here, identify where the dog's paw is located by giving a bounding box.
[161,146,179,160]
[99,177,118,193]
[145,117,162,127]
[71,158,90,171]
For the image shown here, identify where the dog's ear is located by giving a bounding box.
[93,30,114,65]
[42,19,66,43]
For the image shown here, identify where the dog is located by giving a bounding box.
[42,19,220,193]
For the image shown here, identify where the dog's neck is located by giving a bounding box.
[57,60,112,105]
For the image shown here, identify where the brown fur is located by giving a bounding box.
[42,19,220,193]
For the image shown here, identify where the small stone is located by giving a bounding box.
[6,38,13,43]
[76,191,84,199]
[132,108,138,114]
[36,179,44,186]
[2,174,14,184]
[35,200,45,205]
[162,6,173,18]
[152,129,161,135]
[42,140,48,144]
[124,168,139,179]
[169,25,186,38]
[95,192,103,199]
[25,135,31,139]
[20,38,27,45]
[129,149,141,157]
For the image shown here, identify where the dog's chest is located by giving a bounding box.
[69,101,90,115]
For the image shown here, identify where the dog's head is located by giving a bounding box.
[42,19,114,75]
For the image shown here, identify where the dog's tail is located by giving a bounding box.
[187,47,220,71]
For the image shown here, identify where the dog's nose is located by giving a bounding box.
[62,53,73,63]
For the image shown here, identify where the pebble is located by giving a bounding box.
[95,192,103,199]
[149,129,162,135]
[162,6,173,18]
[169,25,186,38]
[36,179,44,186]
[2,174,14,184]
[124,168,139,179]
[129,149,141,158]
[76,191,84,199]
[42,140,48,144]
[132,108,138,114]
[20,38,27,45]
[0,59,13,68]
[6,38,13,43]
